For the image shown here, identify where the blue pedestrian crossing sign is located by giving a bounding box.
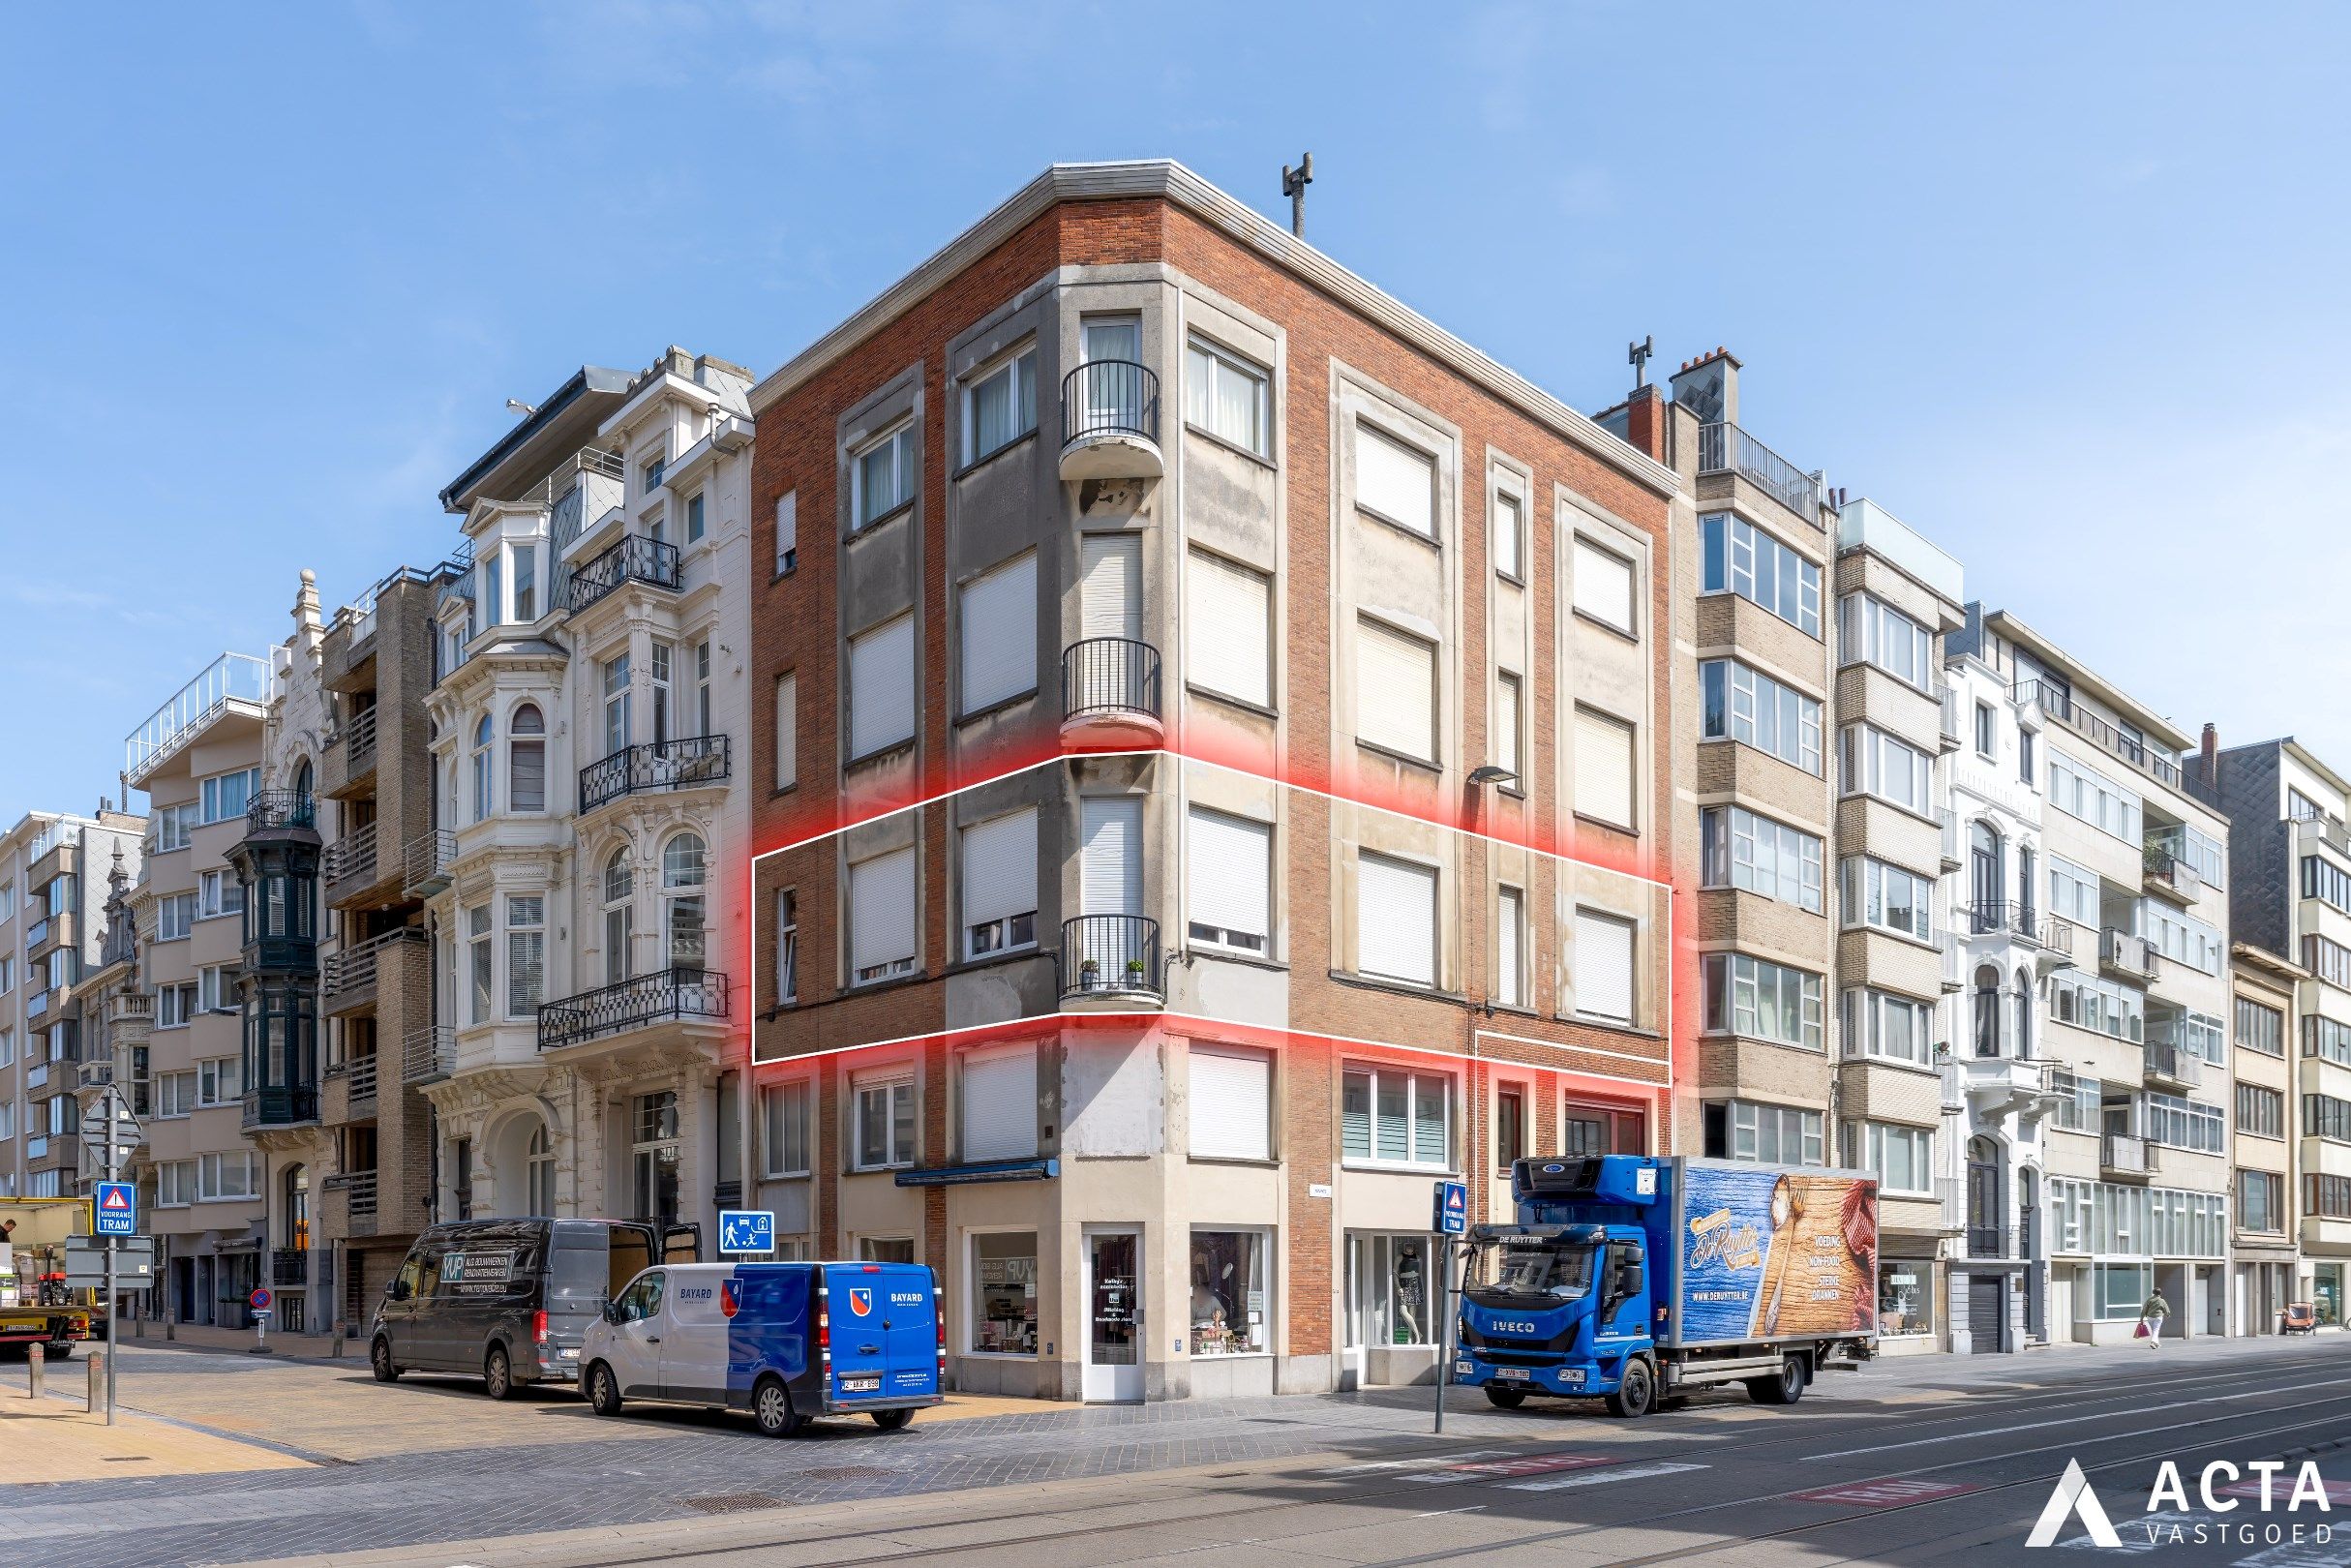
[717,1210,775,1255]
[94,1181,136,1237]
[1433,1179,1468,1236]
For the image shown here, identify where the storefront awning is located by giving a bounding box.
[894,1158,1058,1188]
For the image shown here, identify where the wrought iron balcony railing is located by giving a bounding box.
[244,791,316,833]
[1062,360,1160,447]
[568,534,681,614]
[1057,914,1164,1004]
[1061,638,1161,727]
[538,967,731,1051]
[2012,679,2183,791]
[271,1248,309,1286]
[579,735,730,813]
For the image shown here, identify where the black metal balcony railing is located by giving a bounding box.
[1966,1224,2011,1259]
[1062,360,1160,447]
[243,1084,320,1129]
[1697,421,1821,520]
[270,1248,308,1287]
[1057,914,1164,1001]
[2012,679,2183,791]
[2144,1039,2203,1088]
[1062,638,1161,726]
[346,707,378,770]
[569,534,682,614]
[579,735,730,813]
[245,791,316,833]
[538,966,731,1051]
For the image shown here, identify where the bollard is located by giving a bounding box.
[87,1349,104,1416]
[27,1342,44,1401]
[166,1319,175,1342]
[329,1319,346,1359]
[135,1317,146,1341]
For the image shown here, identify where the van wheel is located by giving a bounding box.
[1485,1387,1528,1409]
[870,1407,914,1432]
[588,1362,623,1417]
[1605,1359,1656,1419]
[483,1345,514,1401]
[753,1376,801,1438]
[1747,1353,1809,1406]
[372,1338,400,1382]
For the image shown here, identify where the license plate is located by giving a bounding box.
[841,1376,881,1393]
[1496,1368,1532,1381]
[558,1347,579,1359]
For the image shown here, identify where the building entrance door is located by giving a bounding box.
[1084,1229,1144,1402]
[1968,1273,2005,1353]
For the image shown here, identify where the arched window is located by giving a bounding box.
[1974,963,2004,1057]
[2013,966,2034,1060]
[284,1163,310,1251]
[1970,821,2003,924]
[661,833,706,972]
[471,713,496,822]
[527,1124,556,1216]
[602,847,634,985]
[292,759,313,802]
[508,704,546,814]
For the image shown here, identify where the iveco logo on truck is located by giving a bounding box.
[1490,1318,1540,1334]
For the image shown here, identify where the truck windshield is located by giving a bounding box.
[1466,1238,1596,1302]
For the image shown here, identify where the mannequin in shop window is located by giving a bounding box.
[1191,1251,1232,1349]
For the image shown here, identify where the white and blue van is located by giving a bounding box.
[579,1260,942,1437]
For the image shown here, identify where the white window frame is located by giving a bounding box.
[761,1077,812,1179]
[1341,1062,1456,1171]
[1356,851,1438,989]
[1701,804,1824,912]
[1353,422,1437,540]
[1572,533,1638,636]
[851,422,917,531]
[1840,988,1934,1068]
[852,1072,918,1170]
[1700,659,1823,775]
[1183,336,1270,457]
[960,347,1038,467]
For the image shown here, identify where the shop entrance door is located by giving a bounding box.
[1084,1228,1144,1402]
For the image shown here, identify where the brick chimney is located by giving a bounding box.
[2200,723,2219,789]
[1618,384,1667,462]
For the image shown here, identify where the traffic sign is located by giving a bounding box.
[79,1086,142,1157]
[1433,1179,1468,1236]
[94,1181,136,1237]
[249,1286,273,1312]
[717,1210,775,1255]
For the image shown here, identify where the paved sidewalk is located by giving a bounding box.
[0,1384,309,1485]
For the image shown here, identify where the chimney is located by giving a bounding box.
[1619,384,1667,462]
[1670,346,1741,426]
[2200,723,2219,788]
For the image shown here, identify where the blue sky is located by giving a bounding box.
[5,2,2347,819]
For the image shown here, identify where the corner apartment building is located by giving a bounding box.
[745,161,1678,1402]
[2189,736,2351,1322]
[420,347,756,1249]
[1951,609,2234,1346]
[124,653,272,1324]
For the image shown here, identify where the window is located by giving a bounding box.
[508,704,545,813]
[1700,513,1820,635]
[1838,593,1931,689]
[849,846,918,984]
[1841,989,1934,1067]
[1188,1228,1269,1355]
[0,958,10,996]
[1840,857,1933,940]
[2308,1092,2351,1144]
[1702,806,1823,912]
[1495,887,1525,1009]
[2310,1175,2351,1221]
[197,1151,259,1201]
[505,895,544,1016]
[972,1231,1039,1355]
[1703,953,1824,1049]
[1574,909,1636,1023]
[649,640,675,743]
[1357,852,1437,988]
[1973,702,1995,758]
[0,1103,11,1141]
[2307,1015,2351,1066]
[0,882,12,921]
[196,1056,242,1107]
[156,1070,197,1117]
[2154,824,2225,887]
[197,964,233,1013]
[1184,337,1269,456]
[1355,424,1436,538]
[2240,1170,2285,1234]
[961,809,1039,958]
[2047,750,2142,843]
[640,450,667,497]
[1187,550,1272,708]
[2019,728,2036,784]
[632,1091,680,1224]
[677,489,703,546]
[512,542,536,620]
[2145,1092,2225,1153]
[853,423,917,529]
[958,553,1038,713]
[848,615,917,759]
[2308,934,2351,991]
[603,849,634,985]
[527,1125,556,1216]
[2306,855,2351,916]
[661,834,706,971]
[774,490,798,575]
[694,640,711,737]
[1355,618,1437,763]
[199,768,259,824]
[1188,807,1271,954]
[1845,1122,1932,1195]
[772,889,798,1005]
[1492,491,1522,580]
[1341,1064,1452,1168]
[197,869,242,920]
[1494,1084,1527,1168]
[2047,856,2101,926]
[2051,970,2145,1041]
[1841,724,1933,814]
[2237,996,2285,1057]
[2143,905,2224,976]
[2237,1082,2285,1138]
[1350,1233,1438,1348]
[0,1028,10,1066]
[1189,1045,1273,1161]
[471,713,495,820]
[1573,535,1637,634]
[155,981,198,1029]
[854,1072,917,1168]
[467,904,493,1026]
[1493,671,1522,782]
[1700,659,1822,774]
[154,804,196,852]
[1706,1100,1825,1166]
[157,892,196,943]
[772,672,797,789]
[959,1041,1039,1162]
[761,1078,811,1178]
[962,347,1037,465]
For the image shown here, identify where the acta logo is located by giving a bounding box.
[2027,1459,2122,1549]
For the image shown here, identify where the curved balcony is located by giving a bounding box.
[243,1084,320,1130]
[1060,361,1162,483]
[1057,914,1164,1010]
[539,967,730,1051]
[244,791,317,834]
[1060,639,1163,748]
[580,735,731,814]
[569,534,681,615]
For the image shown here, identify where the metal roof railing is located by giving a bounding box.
[125,652,269,782]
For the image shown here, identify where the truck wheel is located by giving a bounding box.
[752,1375,801,1438]
[1485,1387,1528,1409]
[483,1344,514,1401]
[45,1341,75,1362]
[587,1362,624,1417]
[870,1407,914,1432]
[1605,1359,1656,1419]
[1747,1353,1809,1405]
[372,1337,400,1382]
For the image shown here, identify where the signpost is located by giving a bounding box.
[78,1087,143,1425]
[717,1210,775,1256]
[250,1286,273,1355]
[1432,1180,1468,1434]
[94,1182,136,1237]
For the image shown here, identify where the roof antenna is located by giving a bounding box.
[1629,335,1655,389]
[1281,152,1313,238]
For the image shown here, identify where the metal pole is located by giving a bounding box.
[1433,1237,1455,1433]
[104,1122,119,1425]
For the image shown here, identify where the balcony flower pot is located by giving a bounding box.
[1125,958,1147,981]
[1080,959,1100,987]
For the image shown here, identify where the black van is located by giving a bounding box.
[370,1218,697,1399]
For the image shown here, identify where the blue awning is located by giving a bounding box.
[892,1158,1059,1188]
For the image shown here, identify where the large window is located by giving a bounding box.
[467,904,493,1026]
[2306,855,2351,916]
[1845,1121,1932,1195]
[631,1092,680,1224]
[961,347,1037,466]
[1188,550,1272,709]
[602,850,634,985]
[157,891,196,943]
[2240,1170,2285,1234]
[153,803,196,853]
[2237,996,2285,1057]
[958,553,1038,714]
[960,809,1038,959]
[1701,513,1820,635]
[1703,953,1824,1049]
[508,704,546,813]
[848,614,918,760]
[2051,970,2144,1041]
[1188,807,1271,955]
[1878,1259,1935,1338]
[1700,659,1822,774]
[1841,857,1933,940]
[1355,424,1435,539]
[2237,1083,2285,1138]
[1189,1046,1273,1161]
[1702,805,1823,911]
[849,847,918,984]
[197,1151,260,1201]
[1349,1233,1437,1348]
[1841,724,1933,814]
[1341,1064,1452,1169]
[2047,856,2101,926]
[1839,592,1932,689]
[1706,1100,1824,1166]
[2307,1092,2351,1144]
[1573,909,1636,1024]
[2144,905,2223,976]
[1575,708,1637,829]
[1356,852,1437,988]
[504,895,544,1017]
[972,1232,1039,1356]
[1573,535,1636,634]
[1355,618,1438,763]
[1841,989,1933,1067]
[2048,750,2142,843]
[2143,1092,2224,1153]
[662,834,706,970]
[602,652,631,757]
[2307,934,2351,991]
[853,423,917,530]
[199,767,259,825]
[853,1072,917,1169]
[760,1078,810,1178]
[2306,1015,2351,1066]
[1189,1228,1268,1356]
[2094,1262,2154,1322]
[1185,337,1270,457]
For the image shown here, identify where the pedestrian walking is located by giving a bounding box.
[2139,1289,2170,1347]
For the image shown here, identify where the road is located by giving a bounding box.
[6,1335,2351,1565]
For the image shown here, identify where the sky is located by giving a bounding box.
[4,1,2348,821]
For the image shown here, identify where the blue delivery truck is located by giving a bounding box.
[1454,1155,1879,1418]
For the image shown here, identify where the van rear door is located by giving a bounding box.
[878,1264,942,1402]
[823,1263,939,1406]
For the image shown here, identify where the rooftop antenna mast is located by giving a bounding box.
[1281,152,1313,238]
[1629,335,1655,389]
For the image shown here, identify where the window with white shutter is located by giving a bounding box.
[774,489,799,575]
[1574,536,1636,633]
[1492,491,1522,580]
[961,808,1039,957]
[1495,671,1522,781]
[1574,909,1636,1024]
[1356,618,1437,763]
[959,1042,1039,1162]
[1497,886,1525,1008]
[1357,852,1437,987]
[1080,534,1142,642]
[959,553,1037,714]
[1079,797,1143,916]
[1187,549,1270,708]
[1355,424,1435,538]
[1189,1047,1272,1161]
[848,615,916,759]
[849,847,917,984]
[1188,807,1271,954]
[1575,706,1637,829]
[772,671,797,789]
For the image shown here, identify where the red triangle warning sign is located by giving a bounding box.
[101,1188,131,1210]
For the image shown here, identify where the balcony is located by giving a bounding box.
[2142,839,2204,905]
[2297,811,2351,859]
[1961,1055,2070,1122]
[403,1025,454,1084]
[1965,901,2067,950]
[339,1169,378,1220]
[569,534,681,615]
[1697,421,1820,521]
[2100,1131,2151,1179]
[1938,1057,1965,1110]
[403,829,455,897]
[125,651,269,787]
[271,1249,309,1287]
[1057,914,1164,1010]
[345,707,378,776]
[324,822,380,895]
[539,967,731,1051]
[244,791,317,834]
[27,989,47,1020]
[243,1083,320,1130]
[347,1052,378,1106]
[323,926,423,1008]
[579,735,730,814]
[1060,639,1163,747]
[2100,927,2159,982]
[1938,682,1963,752]
[77,1058,113,1091]
[1940,808,1963,871]
[2012,680,2183,792]
[1060,360,1162,482]
[2144,1039,2203,1091]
